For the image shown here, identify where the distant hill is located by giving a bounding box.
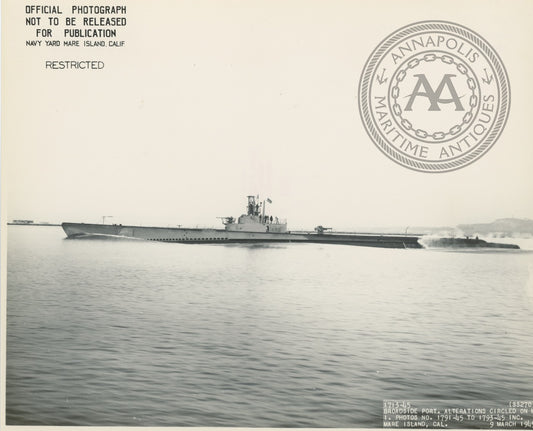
[458,218,533,236]
[384,218,533,237]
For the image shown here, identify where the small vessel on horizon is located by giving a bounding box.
[62,195,423,249]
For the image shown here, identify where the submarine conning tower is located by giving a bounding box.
[224,195,288,233]
[247,195,259,216]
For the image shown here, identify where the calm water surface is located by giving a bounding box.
[6,226,533,426]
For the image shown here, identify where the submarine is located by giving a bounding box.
[62,195,422,249]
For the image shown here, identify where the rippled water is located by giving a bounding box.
[6,226,533,426]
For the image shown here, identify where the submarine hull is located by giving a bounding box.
[424,237,520,249]
[62,223,422,249]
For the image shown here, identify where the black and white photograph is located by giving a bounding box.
[2,0,533,429]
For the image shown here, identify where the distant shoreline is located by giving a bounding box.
[7,223,61,227]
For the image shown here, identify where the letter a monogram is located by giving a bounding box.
[404,74,464,111]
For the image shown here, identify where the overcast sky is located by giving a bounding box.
[4,0,533,230]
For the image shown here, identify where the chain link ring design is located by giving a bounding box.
[390,52,480,143]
